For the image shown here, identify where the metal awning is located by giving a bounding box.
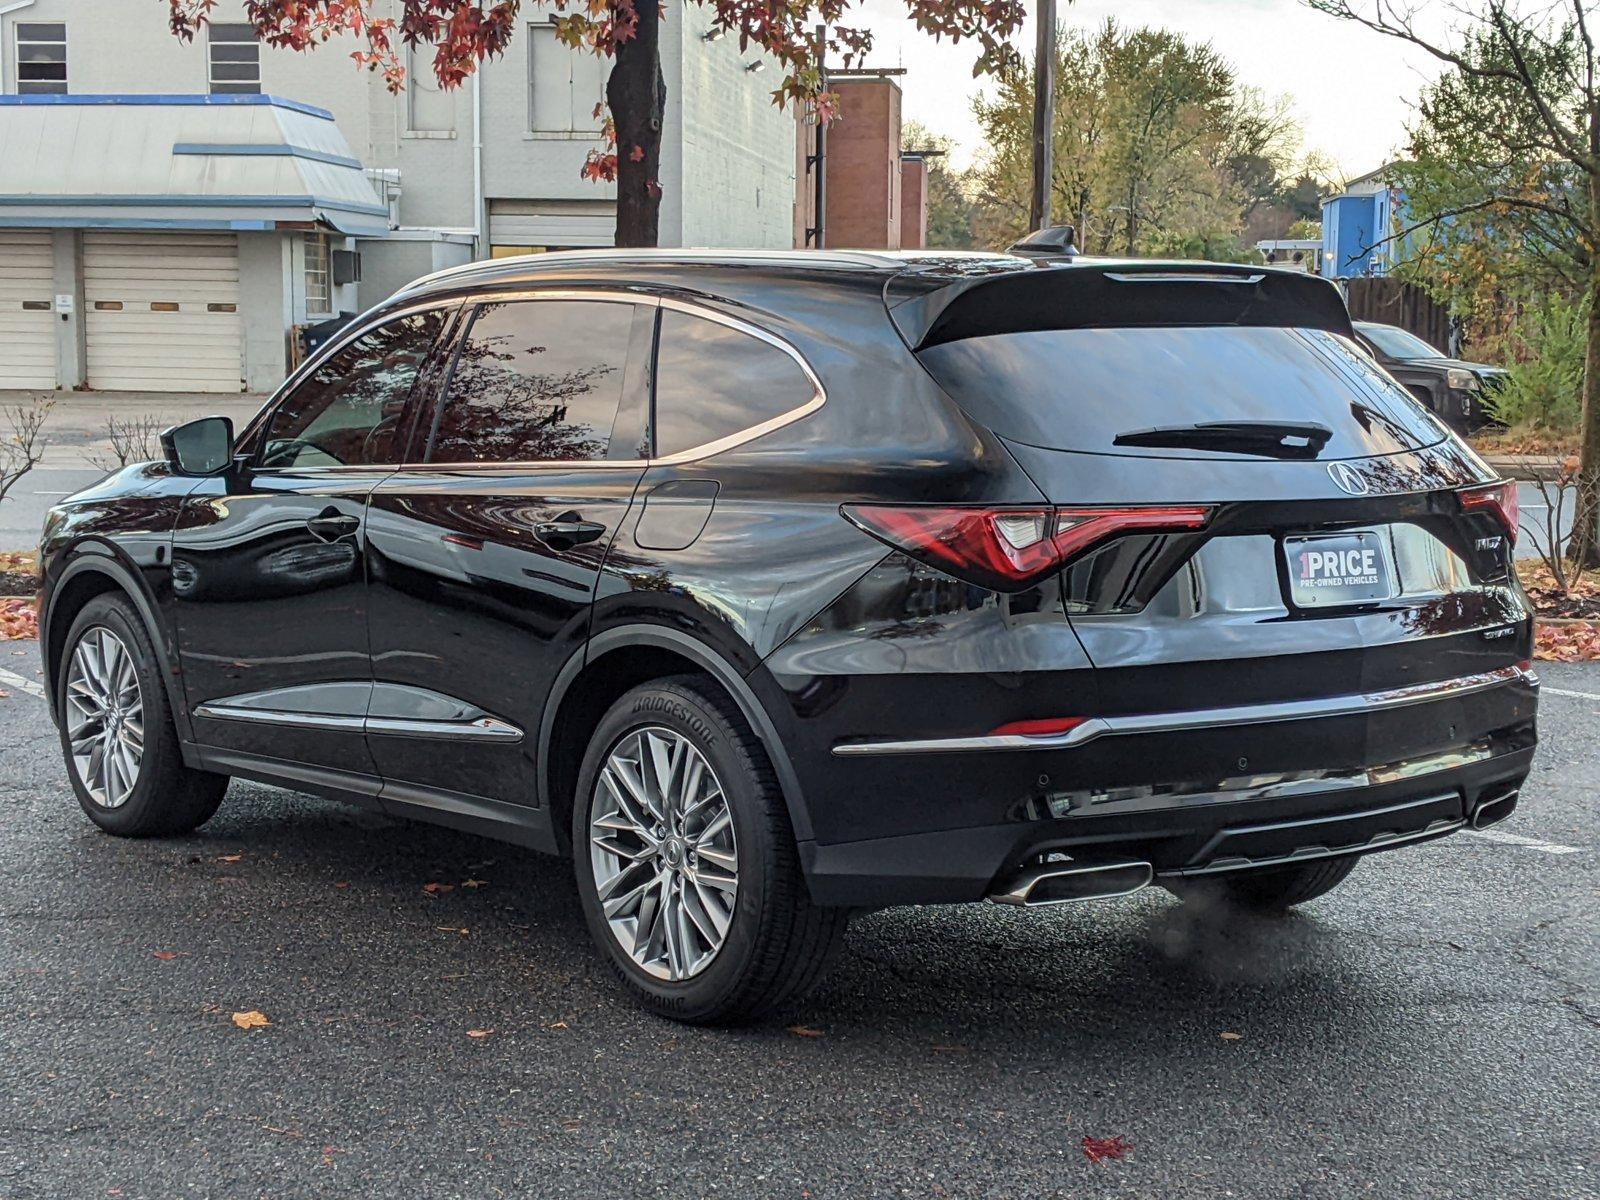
[0,94,389,236]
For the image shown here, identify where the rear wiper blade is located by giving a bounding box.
[1113,420,1333,459]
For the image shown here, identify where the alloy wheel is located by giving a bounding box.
[64,626,145,809]
[588,726,739,981]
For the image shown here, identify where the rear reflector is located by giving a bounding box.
[842,503,1212,592]
[1460,481,1519,544]
[989,717,1089,737]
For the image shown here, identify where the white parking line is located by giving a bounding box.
[1464,828,1582,855]
[1541,685,1600,702]
[0,667,45,700]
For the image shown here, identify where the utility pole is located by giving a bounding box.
[1028,0,1055,232]
[806,23,827,249]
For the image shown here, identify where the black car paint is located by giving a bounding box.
[38,253,1537,909]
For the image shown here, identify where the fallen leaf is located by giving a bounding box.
[422,882,454,895]
[216,853,243,864]
[231,1010,271,1030]
[788,1025,826,1038]
[1219,1031,1243,1041]
[461,878,488,889]
[545,1020,569,1031]
[150,951,186,962]
[1082,1134,1132,1164]
[333,881,350,890]
[0,598,38,641]
[467,1028,494,1039]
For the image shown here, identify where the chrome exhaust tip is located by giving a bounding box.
[1471,788,1519,830]
[989,860,1154,907]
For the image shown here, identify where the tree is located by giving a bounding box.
[969,21,1304,256]
[1310,0,1600,562]
[901,122,977,249]
[165,0,1025,249]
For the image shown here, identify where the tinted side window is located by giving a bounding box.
[262,308,448,468]
[653,310,817,458]
[429,300,634,464]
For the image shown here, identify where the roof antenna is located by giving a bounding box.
[1007,225,1079,263]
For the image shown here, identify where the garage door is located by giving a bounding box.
[84,233,243,392]
[0,231,57,389]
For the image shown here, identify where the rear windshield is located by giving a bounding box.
[916,325,1448,459]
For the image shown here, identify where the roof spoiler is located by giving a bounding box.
[887,261,1354,351]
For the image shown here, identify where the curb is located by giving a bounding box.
[1480,454,1566,481]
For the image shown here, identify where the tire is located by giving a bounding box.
[1166,856,1359,913]
[56,594,228,837]
[572,675,848,1024]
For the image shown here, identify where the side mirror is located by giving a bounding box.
[160,416,235,476]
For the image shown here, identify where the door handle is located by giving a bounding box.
[306,512,361,541]
[534,513,607,549]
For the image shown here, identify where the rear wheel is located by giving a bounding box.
[57,594,228,837]
[572,676,848,1023]
[1166,857,1358,913]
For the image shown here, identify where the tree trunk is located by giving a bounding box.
[607,0,665,248]
[1576,171,1600,567]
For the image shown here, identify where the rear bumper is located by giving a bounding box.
[795,667,1538,907]
[800,748,1533,907]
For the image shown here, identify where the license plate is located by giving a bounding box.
[1284,531,1394,607]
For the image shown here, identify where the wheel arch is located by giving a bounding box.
[43,550,190,739]
[539,625,811,857]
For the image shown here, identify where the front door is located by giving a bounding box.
[363,294,653,833]
[171,303,455,786]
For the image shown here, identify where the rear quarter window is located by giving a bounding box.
[653,309,817,458]
[916,325,1450,459]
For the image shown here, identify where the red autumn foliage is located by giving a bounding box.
[165,0,1024,238]
[1081,1135,1132,1165]
[0,598,37,641]
[1534,620,1600,662]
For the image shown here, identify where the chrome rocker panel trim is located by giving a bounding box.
[192,703,524,743]
[831,664,1536,757]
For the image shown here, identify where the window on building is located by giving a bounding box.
[15,23,66,94]
[304,234,332,317]
[527,22,606,134]
[429,300,636,464]
[406,43,455,132]
[261,308,451,469]
[652,310,819,457]
[208,24,261,94]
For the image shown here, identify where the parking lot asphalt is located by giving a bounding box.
[0,637,1595,1200]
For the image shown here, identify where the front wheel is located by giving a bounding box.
[572,676,848,1024]
[56,594,228,837]
[1165,856,1359,913]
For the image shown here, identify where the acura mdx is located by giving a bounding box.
[39,251,1538,1022]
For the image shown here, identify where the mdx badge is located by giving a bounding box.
[1328,461,1372,496]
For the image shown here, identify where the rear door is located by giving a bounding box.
[363,293,653,831]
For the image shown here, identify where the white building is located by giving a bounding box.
[0,1,796,393]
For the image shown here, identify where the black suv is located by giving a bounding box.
[1353,320,1509,433]
[40,252,1537,1023]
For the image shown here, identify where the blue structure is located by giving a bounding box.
[1320,165,1407,279]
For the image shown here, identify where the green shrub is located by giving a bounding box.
[1487,293,1587,431]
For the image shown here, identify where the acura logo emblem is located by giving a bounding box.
[1327,461,1371,496]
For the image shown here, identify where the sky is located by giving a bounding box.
[851,0,1451,180]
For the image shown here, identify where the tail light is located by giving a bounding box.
[1460,481,1519,545]
[841,504,1213,592]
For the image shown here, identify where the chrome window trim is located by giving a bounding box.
[246,286,828,474]
[396,288,826,471]
[831,664,1537,757]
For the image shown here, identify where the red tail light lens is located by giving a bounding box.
[842,503,1213,591]
[1460,481,1519,545]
